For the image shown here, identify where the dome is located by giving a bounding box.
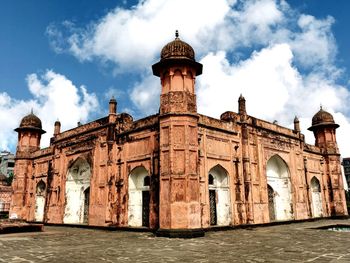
[308,107,339,131]
[15,111,46,134]
[160,31,195,61]
[152,31,202,77]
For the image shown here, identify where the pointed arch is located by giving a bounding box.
[310,176,323,217]
[266,155,293,221]
[208,164,231,226]
[128,166,150,227]
[34,180,46,222]
[64,157,91,224]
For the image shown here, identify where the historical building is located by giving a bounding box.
[0,151,13,217]
[342,158,350,188]
[0,174,12,217]
[0,151,15,177]
[10,32,348,237]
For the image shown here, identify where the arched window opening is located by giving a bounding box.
[311,177,321,192]
[36,181,46,196]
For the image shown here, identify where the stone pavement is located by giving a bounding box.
[0,219,350,263]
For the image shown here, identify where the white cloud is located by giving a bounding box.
[196,44,350,156]
[0,70,99,151]
[47,0,350,156]
[130,75,160,116]
[197,44,297,119]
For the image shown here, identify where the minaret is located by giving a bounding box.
[54,120,61,136]
[294,116,300,132]
[14,110,46,153]
[308,106,339,152]
[152,31,203,237]
[10,111,46,219]
[238,94,246,116]
[308,107,347,216]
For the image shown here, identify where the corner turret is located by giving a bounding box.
[15,111,46,153]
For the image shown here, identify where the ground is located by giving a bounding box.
[0,219,350,262]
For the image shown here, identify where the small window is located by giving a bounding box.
[143,176,150,187]
[209,174,214,185]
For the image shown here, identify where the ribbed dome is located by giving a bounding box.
[152,31,202,77]
[15,112,46,134]
[308,107,339,131]
[20,113,42,129]
[160,31,195,61]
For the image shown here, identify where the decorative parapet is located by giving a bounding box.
[54,117,109,141]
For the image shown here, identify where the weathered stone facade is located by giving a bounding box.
[10,33,348,236]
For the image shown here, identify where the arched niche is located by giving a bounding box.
[63,157,91,224]
[266,155,293,221]
[35,180,46,222]
[161,70,170,94]
[310,177,323,217]
[184,70,194,93]
[172,69,184,91]
[208,165,231,226]
[128,166,150,227]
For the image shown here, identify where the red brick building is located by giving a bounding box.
[10,33,348,237]
[0,174,12,217]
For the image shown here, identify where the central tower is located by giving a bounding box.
[153,31,203,237]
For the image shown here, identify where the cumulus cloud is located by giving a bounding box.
[47,0,350,156]
[0,71,99,151]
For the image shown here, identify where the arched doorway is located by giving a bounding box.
[35,180,46,222]
[63,158,91,224]
[311,177,323,217]
[266,155,293,221]
[128,166,150,227]
[83,187,90,223]
[208,165,231,226]
[267,184,276,221]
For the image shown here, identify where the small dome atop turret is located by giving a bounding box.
[15,111,46,134]
[20,113,42,129]
[160,30,195,61]
[152,31,202,77]
[308,107,339,131]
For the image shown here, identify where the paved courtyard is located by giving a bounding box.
[0,219,350,262]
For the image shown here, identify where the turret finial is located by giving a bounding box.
[175,30,179,39]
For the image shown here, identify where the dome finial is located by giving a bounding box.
[31,108,33,114]
[320,104,323,110]
[175,30,179,39]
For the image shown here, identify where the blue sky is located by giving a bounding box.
[1,0,350,156]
